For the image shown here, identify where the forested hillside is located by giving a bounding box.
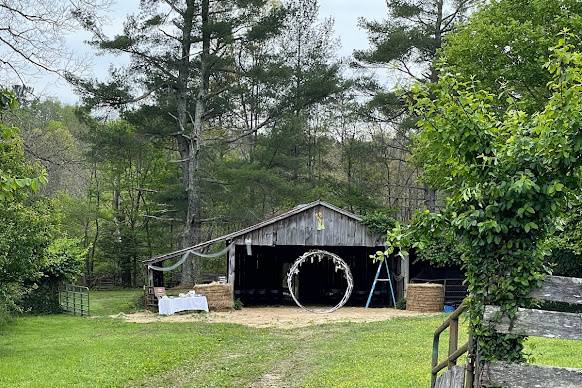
[2,0,581,314]
[0,0,461,292]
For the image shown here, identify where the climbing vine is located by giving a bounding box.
[389,35,582,361]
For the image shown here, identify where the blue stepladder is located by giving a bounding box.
[365,259,397,308]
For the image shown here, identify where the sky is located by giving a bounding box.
[31,0,388,104]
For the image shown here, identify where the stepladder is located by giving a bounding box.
[365,259,396,308]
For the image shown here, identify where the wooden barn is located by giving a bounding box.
[145,200,404,307]
[224,200,397,306]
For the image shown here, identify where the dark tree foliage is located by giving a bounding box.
[0,90,84,320]
[71,0,289,284]
[71,0,347,284]
[354,0,478,126]
[440,0,582,276]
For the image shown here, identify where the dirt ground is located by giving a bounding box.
[117,306,433,329]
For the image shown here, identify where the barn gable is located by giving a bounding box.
[145,200,384,265]
[229,201,383,247]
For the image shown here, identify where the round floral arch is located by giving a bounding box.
[286,250,354,314]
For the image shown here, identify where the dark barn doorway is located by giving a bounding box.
[234,245,398,307]
[294,253,348,306]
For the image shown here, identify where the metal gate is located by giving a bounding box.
[59,284,90,316]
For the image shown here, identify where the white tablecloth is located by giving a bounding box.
[158,295,209,315]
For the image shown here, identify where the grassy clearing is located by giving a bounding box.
[527,337,582,369]
[0,314,447,387]
[296,318,444,388]
[89,289,143,316]
[0,290,581,387]
[0,315,294,387]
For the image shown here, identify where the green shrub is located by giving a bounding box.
[362,210,397,235]
[20,238,86,314]
[544,205,582,278]
[0,203,53,315]
[392,38,582,362]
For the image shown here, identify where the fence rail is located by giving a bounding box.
[59,284,90,316]
[476,275,582,387]
[432,275,582,387]
[431,301,474,388]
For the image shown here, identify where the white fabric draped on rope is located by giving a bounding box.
[147,243,233,272]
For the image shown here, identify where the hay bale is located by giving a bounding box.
[193,282,233,311]
[406,283,444,313]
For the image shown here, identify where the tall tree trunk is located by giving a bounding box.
[179,0,210,286]
[423,0,443,209]
[429,0,444,84]
[86,163,100,287]
[176,0,195,285]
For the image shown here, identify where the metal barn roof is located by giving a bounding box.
[145,200,383,264]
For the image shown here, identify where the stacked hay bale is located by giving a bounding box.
[406,283,444,312]
[194,282,233,311]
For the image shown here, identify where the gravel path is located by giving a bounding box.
[119,306,432,328]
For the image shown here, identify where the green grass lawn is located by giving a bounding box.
[89,289,143,316]
[0,290,580,387]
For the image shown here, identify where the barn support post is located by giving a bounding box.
[228,242,235,284]
[144,264,154,310]
[401,251,410,297]
[146,264,154,287]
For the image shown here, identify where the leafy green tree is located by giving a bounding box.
[5,99,87,196]
[442,0,582,113]
[82,119,180,286]
[543,203,582,278]
[355,0,477,81]
[0,90,46,200]
[434,0,582,276]
[20,235,86,314]
[0,90,45,322]
[72,0,291,284]
[404,37,582,361]
[0,204,52,321]
[362,210,397,235]
[0,92,84,316]
[354,0,477,128]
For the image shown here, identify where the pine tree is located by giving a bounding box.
[353,0,479,211]
[71,0,344,284]
[72,0,286,284]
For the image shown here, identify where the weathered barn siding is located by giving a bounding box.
[232,204,383,247]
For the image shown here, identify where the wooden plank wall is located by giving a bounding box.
[483,306,582,340]
[481,362,582,388]
[529,276,582,305]
[433,275,582,388]
[234,205,383,247]
[434,365,466,388]
[477,275,582,388]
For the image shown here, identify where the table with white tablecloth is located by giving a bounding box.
[158,294,209,315]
